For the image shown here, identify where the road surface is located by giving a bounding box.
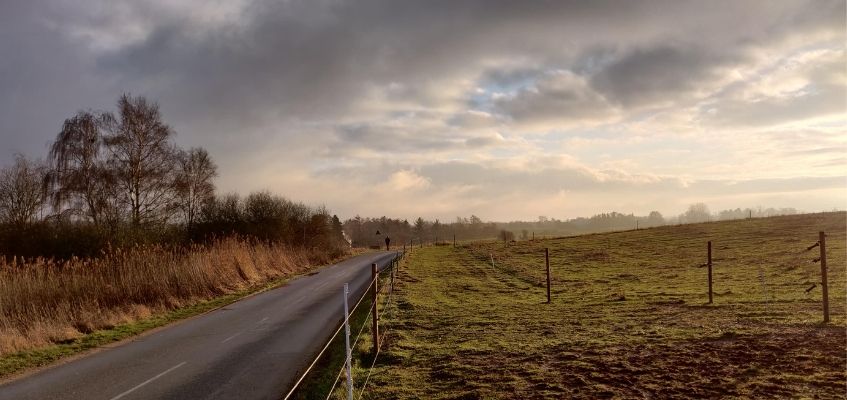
[0,251,399,400]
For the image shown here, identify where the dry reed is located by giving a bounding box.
[0,237,340,355]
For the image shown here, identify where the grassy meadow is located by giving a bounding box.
[358,212,846,399]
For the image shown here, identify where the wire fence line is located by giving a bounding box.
[282,274,376,400]
[283,252,403,400]
[356,272,398,399]
[324,295,376,400]
[328,257,400,400]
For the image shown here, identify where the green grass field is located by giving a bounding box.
[355,213,846,399]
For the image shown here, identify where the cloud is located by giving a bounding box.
[0,0,844,220]
[307,158,845,220]
[699,46,846,127]
[590,44,738,108]
[465,132,506,148]
[448,110,501,130]
[383,170,431,191]
[494,70,618,129]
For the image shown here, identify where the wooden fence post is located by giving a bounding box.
[453,233,456,247]
[545,248,551,303]
[371,263,379,354]
[820,232,829,323]
[707,241,713,304]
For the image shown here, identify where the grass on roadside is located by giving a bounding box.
[0,239,362,379]
[361,213,846,399]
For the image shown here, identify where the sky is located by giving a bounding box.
[1,0,845,221]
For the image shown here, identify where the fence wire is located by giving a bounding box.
[290,254,400,400]
[282,256,395,400]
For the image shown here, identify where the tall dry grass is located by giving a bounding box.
[0,237,342,355]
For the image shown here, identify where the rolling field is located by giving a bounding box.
[361,213,846,399]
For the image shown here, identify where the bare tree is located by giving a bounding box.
[104,94,179,227]
[175,148,217,227]
[0,155,48,226]
[646,211,665,227]
[681,203,711,224]
[46,110,117,226]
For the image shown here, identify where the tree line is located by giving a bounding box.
[0,94,346,259]
[497,204,799,238]
[342,215,500,248]
[345,203,802,247]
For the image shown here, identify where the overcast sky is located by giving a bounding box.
[1,0,845,221]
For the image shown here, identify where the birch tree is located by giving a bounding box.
[105,94,179,227]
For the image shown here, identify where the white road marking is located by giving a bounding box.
[109,361,187,400]
[221,332,242,343]
[259,317,269,323]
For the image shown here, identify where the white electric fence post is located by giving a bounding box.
[343,283,353,400]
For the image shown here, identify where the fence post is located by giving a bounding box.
[545,248,551,303]
[707,241,713,304]
[453,233,456,247]
[371,263,379,354]
[343,283,353,400]
[820,231,829,323]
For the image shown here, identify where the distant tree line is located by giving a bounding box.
[343,215,499,248]
[0,94,346,259]
[344,204,803,247]
[499,204,799,238]
[666,203,799,225]
[498,211,665,238]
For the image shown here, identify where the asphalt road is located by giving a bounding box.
[0,251,399,400]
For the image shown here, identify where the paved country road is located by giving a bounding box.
[0,251,399,400]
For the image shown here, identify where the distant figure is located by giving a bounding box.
[385,236,391,251]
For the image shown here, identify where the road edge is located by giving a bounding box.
[0,251,381,384]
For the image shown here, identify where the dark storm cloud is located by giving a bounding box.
[3,0,842,154]
[86,0,838,120]
[0,1,117,159]
[589,45,736,108]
